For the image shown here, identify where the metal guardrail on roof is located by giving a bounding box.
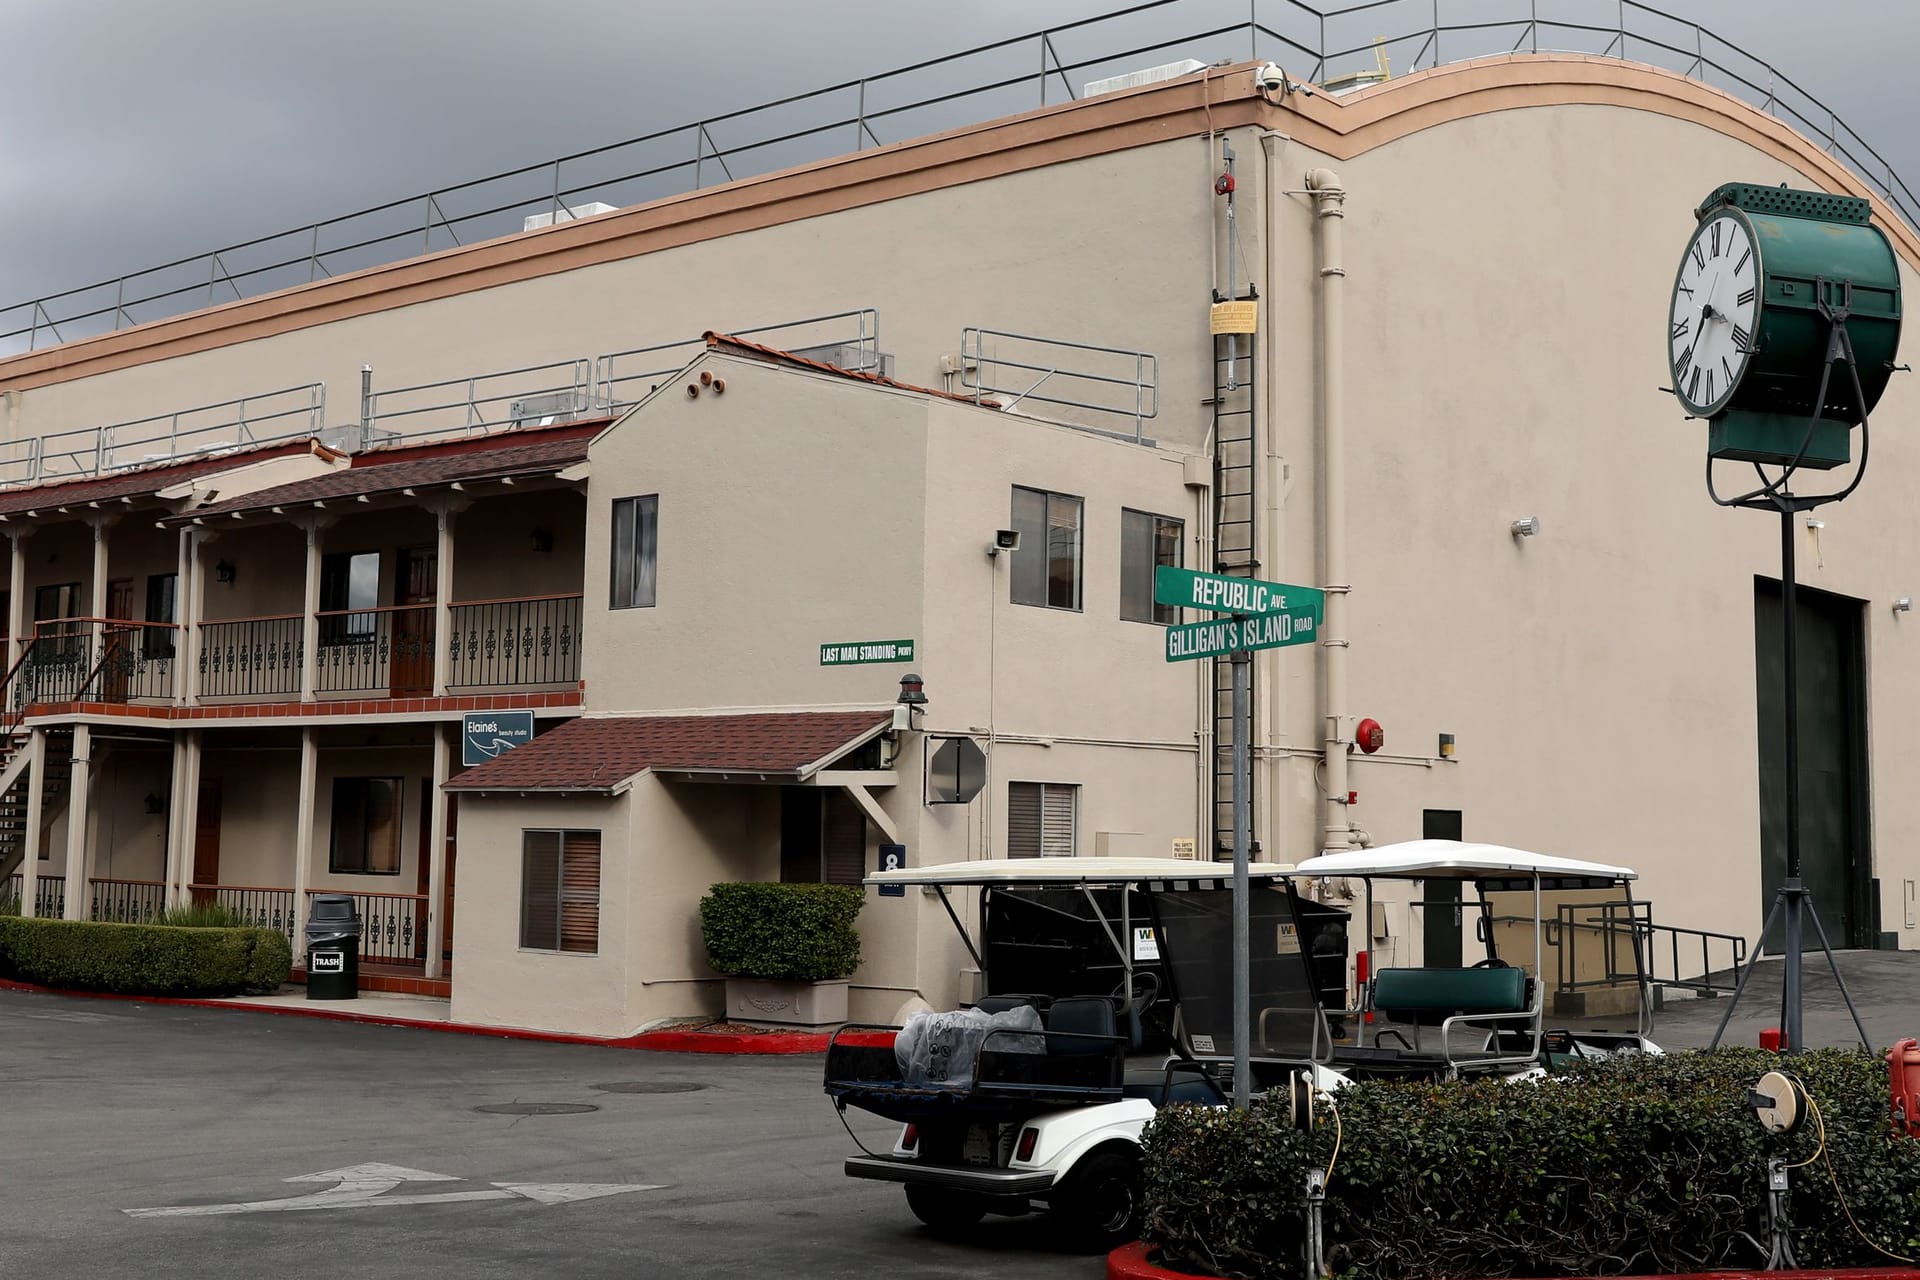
[0,0,1911,358]
[0,384,326,488]
[960,328,1160,440]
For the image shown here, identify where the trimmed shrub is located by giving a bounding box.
[0,916,292,997]
[698,882,863,982]
[155,903,249,929]
[1141,1048,1920,1279]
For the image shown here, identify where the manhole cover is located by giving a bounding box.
[473,1102,600,1116]
[591,1081,706,1094]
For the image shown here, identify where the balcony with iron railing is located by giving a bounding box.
[194,592,582,704]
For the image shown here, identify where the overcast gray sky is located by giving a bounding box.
[0,0,1912,329]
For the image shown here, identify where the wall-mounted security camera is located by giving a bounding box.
[1256,62,1289,92]
[988,529,1022,558]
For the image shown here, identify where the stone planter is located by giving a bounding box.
[723,977,849,1028]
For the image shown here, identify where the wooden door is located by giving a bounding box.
[104,579,134,701]
[391,547,436,697]
[190,779,222,907]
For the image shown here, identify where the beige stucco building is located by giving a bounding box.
[0,40,1913,1035]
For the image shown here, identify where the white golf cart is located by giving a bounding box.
[1284,840,1662,1080]
[823,857,1345,1248]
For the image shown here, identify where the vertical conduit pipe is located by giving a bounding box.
[1306,168,1353,854]
[1259,129,1289,866]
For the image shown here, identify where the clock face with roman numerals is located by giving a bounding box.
[1669,209,1759,417]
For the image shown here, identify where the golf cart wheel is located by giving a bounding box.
[904,1185,988,1232]
[1055,1145,1142,1251]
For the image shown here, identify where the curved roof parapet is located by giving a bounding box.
[0,1,1905,364]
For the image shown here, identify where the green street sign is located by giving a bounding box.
[820,639,916,666]
[1154,565,1319,617]
[1165,607,1319,663]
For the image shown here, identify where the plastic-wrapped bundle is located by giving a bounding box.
[894,1005,1044,1089]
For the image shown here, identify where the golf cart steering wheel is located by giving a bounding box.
[1471,957,1512,969]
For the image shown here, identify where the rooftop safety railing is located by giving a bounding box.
[595,308,882,408]
[0,383,326,488]
[961,327,1160,440]
[0,0,1907,357]
[361,358,600,441]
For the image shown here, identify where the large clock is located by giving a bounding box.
[1669,183,1902,469]
[1668,207,1758,417]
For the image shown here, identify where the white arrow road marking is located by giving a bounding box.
[124,1164,663,1218]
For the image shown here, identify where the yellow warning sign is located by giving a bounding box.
[1209,300,1259,334]
[1171,837,1198,860]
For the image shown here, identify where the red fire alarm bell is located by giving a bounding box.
[1356,718,1384,754]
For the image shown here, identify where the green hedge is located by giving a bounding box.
[0,916,292,997]
[698,882,864,982]
[1142,1048,1920,1279]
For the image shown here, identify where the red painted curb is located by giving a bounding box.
[0,978,889,1055]
[1105,1243,1920,1280]
[1107,1242,1214,1280]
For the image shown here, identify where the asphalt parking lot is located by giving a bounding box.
[4,951,1914,1278]
[0,991,1104,1280]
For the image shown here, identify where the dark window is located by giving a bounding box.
[33,582,79,622]
[1007,781,1077,858]
[1010,487,1082,610]
[328,777,402,875]
[144,574,178,658]
[1121,509,1183,624]
[320,551,379,643]
[610,495,658,609]
[0,590,9,642]
[521,829,601,953]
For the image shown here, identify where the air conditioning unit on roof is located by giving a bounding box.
[1084,58,1208,98]
[790,342,894,379]
[522,201,619,232]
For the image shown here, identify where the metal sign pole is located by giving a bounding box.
[1777,499,1805,1052]
[1231,644,1252,1109]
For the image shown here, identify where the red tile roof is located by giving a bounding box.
[705,333,994,406]
[163,420,607,523]
[444,710,891,792]
[0,439,320,517]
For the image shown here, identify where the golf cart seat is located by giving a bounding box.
[1372,966,1528,1027]
[973,993,1042,1015]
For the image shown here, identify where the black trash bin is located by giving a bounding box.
[305,894,361,1001]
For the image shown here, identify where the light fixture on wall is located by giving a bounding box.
[215,559,237,584]
[529,527,554,554]
[144,791,166,815]
[1510,517,1541,539]
[1438,732,1457,760]
[1896,598,1913,615]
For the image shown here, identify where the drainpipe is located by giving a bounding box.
[1306,168,1352,855]
[1259,129,1288,865]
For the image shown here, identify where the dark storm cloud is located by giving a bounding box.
[0,0,1911,312]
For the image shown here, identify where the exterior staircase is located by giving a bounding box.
[0,727,75,914]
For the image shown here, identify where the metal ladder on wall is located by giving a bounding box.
[1209,324,1257,856]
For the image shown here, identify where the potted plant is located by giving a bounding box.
[698,882,864,1027]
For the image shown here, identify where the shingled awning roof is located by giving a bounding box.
[0,438,320,519]
[444,710,892,793]
[161,420,607,523]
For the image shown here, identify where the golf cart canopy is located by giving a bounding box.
[865,857,1297,889]
[1293,841,1635,890]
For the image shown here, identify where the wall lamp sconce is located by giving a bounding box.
[1896,598,1913,615]
[529,527,554,554]
[1438,732,1456,760]
[143,791,166,815]
[214,559,237,584]
[1510,517,1541,539]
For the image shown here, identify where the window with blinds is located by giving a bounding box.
[1120,508,1183,624]
[521,829,601,953]
[1007,782,1077,858]
[610,494,659,610]
[1009,486,1083,611]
